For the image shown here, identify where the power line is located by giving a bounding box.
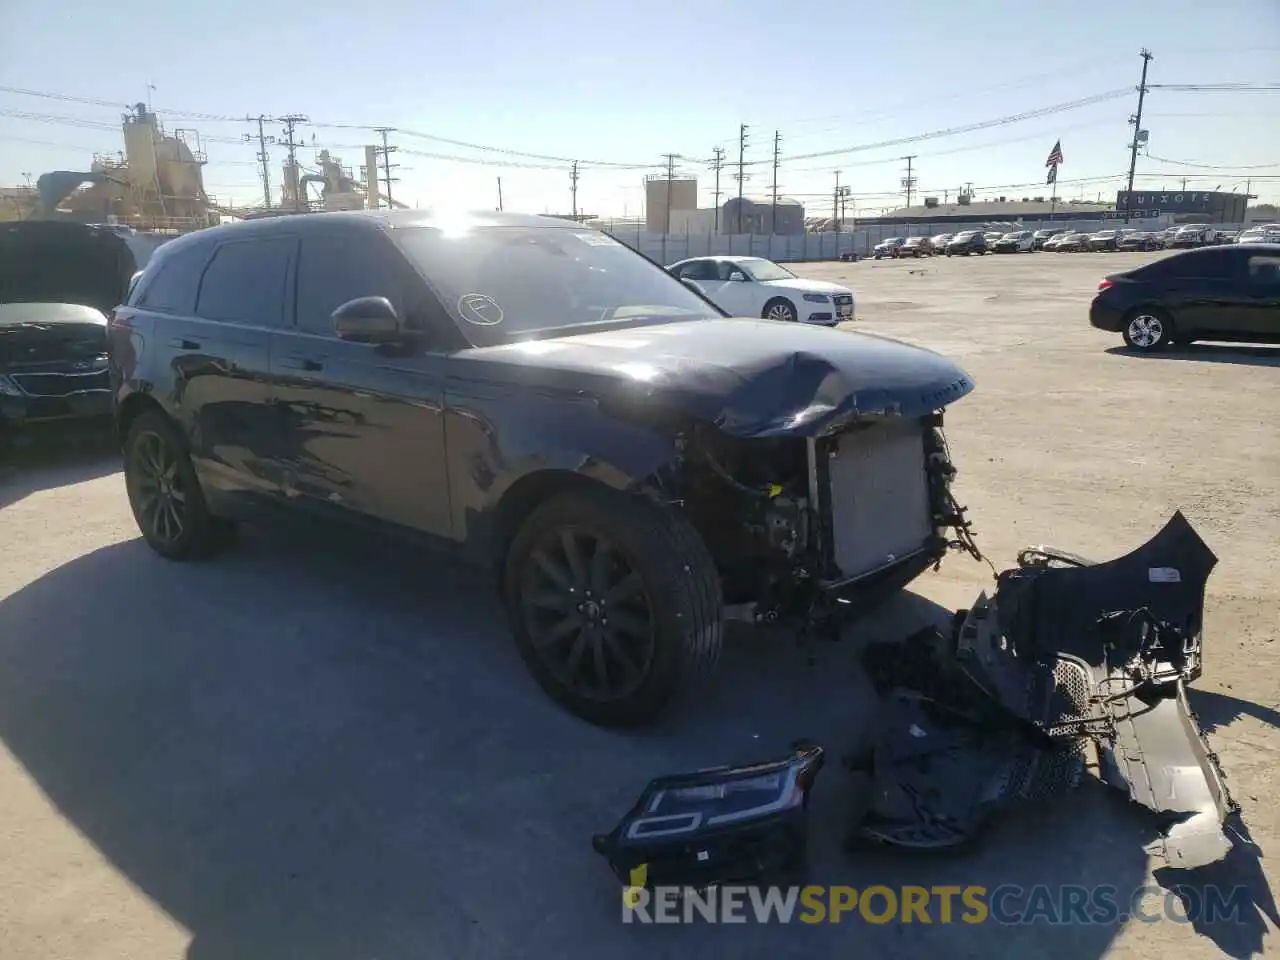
[1148,83,1280,92]
[1143,154,1280,170]
[779,88,1134,162]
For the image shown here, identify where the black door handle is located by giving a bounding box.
[278,354,324,372]
[169,338,201,350]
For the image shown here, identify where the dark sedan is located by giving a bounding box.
[945,231,988,256]
[1117,232,1162,252]
[108,209,977,726]
[1031,229,1062,250]
[1089,243,1280,351]
[0,220,135,448]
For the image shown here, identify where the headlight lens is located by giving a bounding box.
[802,293,829,303]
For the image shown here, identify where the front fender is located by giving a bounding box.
[443,380,680,553]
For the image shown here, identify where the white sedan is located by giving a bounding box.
[667,256,855,326]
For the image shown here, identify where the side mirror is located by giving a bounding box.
[728,271,748,282]
[332,296,402,343]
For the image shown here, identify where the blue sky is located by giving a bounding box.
[1,0,1277,217]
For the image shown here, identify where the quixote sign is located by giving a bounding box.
[1115,190,1246,219]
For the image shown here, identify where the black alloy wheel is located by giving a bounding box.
[124,410,236,560]
[130,429,189,547]
[518,525,655,706]
[505,488,723,726]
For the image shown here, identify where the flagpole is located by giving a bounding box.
[1050,173,1058,221]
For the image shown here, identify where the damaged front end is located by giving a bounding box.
[669,410,981,634]
[857,511,1235,869]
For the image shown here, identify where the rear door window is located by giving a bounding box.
[1247,255,1280,286]
[194,238,295,327]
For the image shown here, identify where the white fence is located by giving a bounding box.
[599,217,1173,266]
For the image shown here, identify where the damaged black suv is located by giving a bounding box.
[1,221,137,448]
[109,211,976,725]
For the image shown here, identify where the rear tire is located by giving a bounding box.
[123,410,237,561]
[504,488,724,727]
[1121,307,1175,352]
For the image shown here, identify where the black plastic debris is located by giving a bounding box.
[851,511,1236,869]
[592,742,825,892]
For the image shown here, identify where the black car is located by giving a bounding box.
[1089,243,1280,351]
[945,231,988,256]
[1117,232,1161,252]
[108,210,976,726]
[0,221,136,447]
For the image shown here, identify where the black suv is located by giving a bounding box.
[944,231,988,256]
[109,210,975,725]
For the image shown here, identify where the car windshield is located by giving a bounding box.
[393,224,722,345]
[736,258,796,281]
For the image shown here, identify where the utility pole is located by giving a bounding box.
[735,124,749,233]
[770,130,781,235]
[278,114,308,212]
[496,176,503,212]
[570,161,579,220]
[710,147,725,234]
[662,153,678,236]
[901,155,918,210]
[1124,48,1154,224]
[373,127,399,209]
[833,170,841,235]
[244,115,274,209]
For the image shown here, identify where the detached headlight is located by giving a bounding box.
[0,375,23,397]
[592,742,825,891]
[802,293,830,303]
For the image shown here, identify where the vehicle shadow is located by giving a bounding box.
[0,526,1164,960]
[0,430,120,510]
[1105,344,1280,368]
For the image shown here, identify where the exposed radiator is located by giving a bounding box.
[825,419,934,581]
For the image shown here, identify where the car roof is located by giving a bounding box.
[157,209,589,258]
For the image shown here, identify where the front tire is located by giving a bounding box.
[1122,308,1175,351]
[762,297,798,323]
[123,410,236,560]
[504,488,723,727]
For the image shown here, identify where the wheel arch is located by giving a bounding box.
[114,390,168,447]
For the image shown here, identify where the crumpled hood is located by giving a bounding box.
[456,318,973,437]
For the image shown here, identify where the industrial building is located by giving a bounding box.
[1,105,399,230]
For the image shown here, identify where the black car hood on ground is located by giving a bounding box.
[0,221,137,315]
[457,318,974,438]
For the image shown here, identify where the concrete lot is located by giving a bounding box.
[1,250,1277,959]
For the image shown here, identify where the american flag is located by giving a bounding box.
[1046,140,1064,167]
